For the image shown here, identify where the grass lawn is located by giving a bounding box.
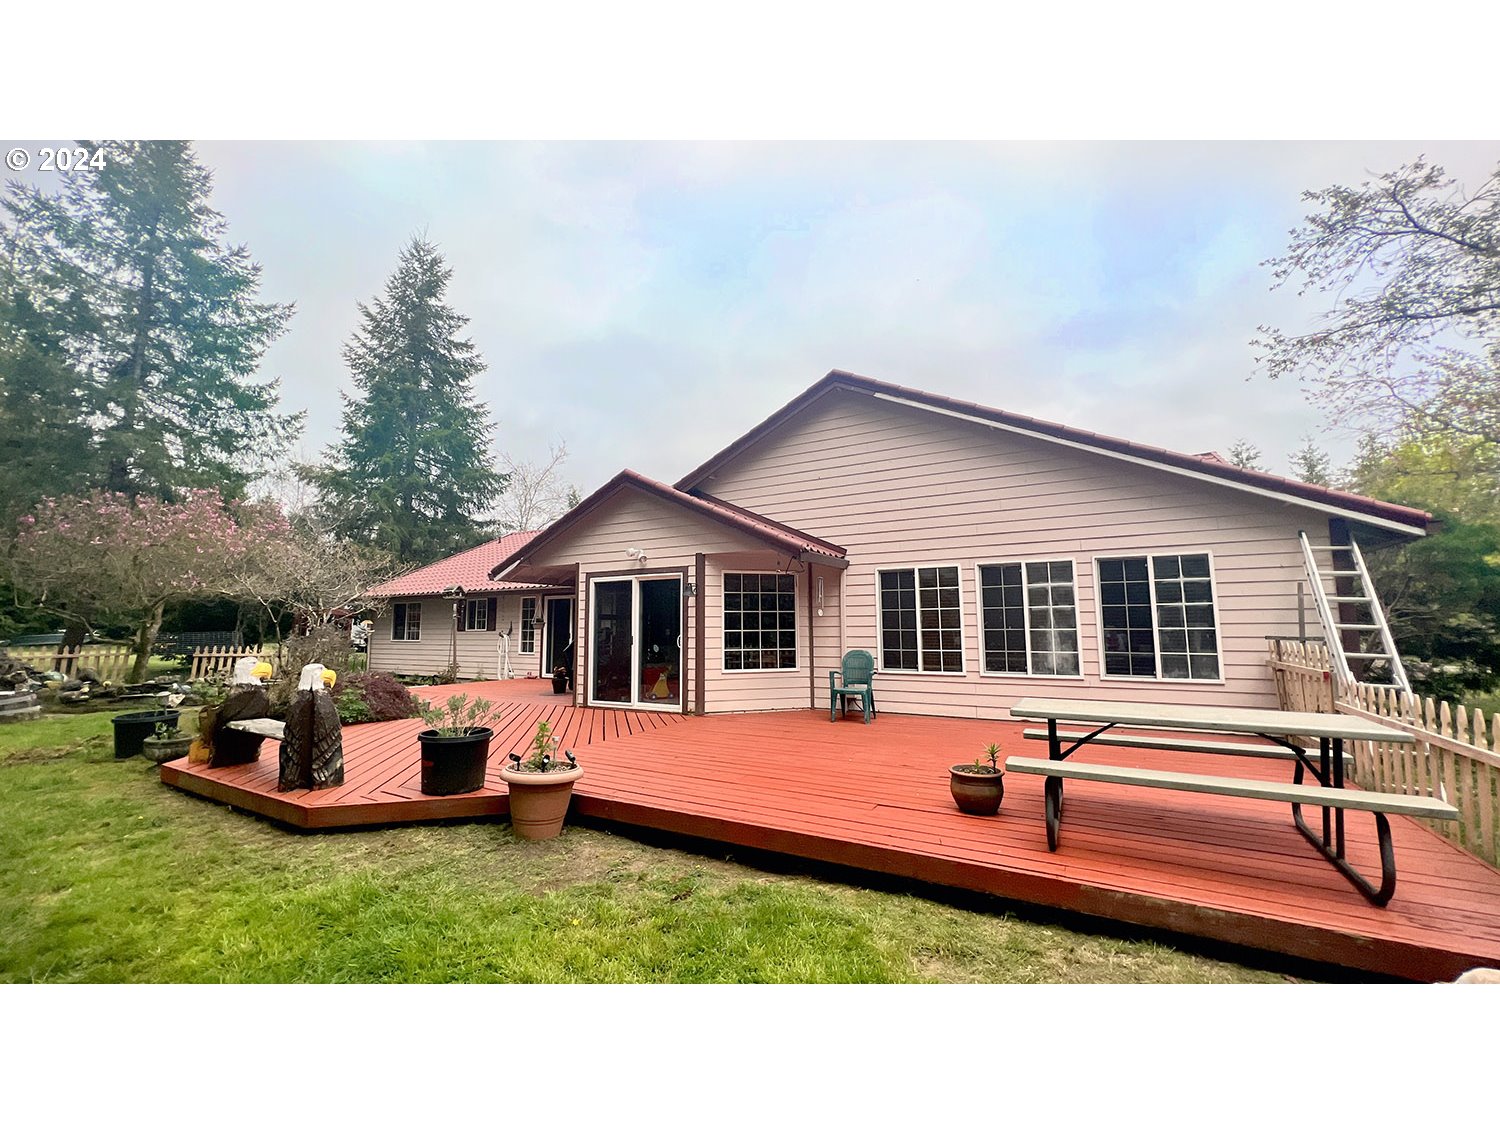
[0,711,1293,984]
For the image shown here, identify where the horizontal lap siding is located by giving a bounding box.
[523,490,776,711]
[367,595,535,680]
[704,389,1331,720]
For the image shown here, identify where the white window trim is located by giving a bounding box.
[518,596,538,655]
[973,558,1086,680]
[874,563,967,676]
[720,570,800,674]
[391,600,424,643]
[1092,550,1226,685]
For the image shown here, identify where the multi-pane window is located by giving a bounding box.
[723,573,797,670]
[392,601,422,641]
[1098,553,1220,680]
[519,597,537,654]
[879,566,963,673]
[978,561,1080,676]
[463,598,488,631]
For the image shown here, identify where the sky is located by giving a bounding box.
[6,139,1498,505]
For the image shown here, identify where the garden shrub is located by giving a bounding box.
[332,672,417,724]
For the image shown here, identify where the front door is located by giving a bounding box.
[588,575,682,710]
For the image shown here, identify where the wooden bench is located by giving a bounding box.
[1021,727,1352,767]
[224,718,286,741]
[1004,755,1458,906]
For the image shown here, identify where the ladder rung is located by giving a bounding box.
[1326,596,1371,604]
[1332,624,1383,631]
[1306,545,1353,551]
[1344,651,1392,659]
[1322,570,1362,578]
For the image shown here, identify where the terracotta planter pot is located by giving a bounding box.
[419,727,493,795]
[950,765,1005,815]
[501,764,582,840]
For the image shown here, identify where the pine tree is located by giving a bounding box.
[1,140,297,499]
[1288,437,1334,486]
[304,237,506,563]
[1225,439,1264,471]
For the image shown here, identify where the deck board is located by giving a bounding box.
[159,679,1500,980]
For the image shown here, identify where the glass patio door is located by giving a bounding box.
[588,575,682,710]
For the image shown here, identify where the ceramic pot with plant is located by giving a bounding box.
[950,743,1005,815]
[415,693,502,796]
[501,720,582,840]
[142,719,194,764]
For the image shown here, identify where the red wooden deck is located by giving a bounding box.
[161,681,1500,981]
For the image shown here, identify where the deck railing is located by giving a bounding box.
[1268,637,1500,868]
[1,643,137,682]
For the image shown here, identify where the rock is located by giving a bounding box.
[76,666,102,684]
[61,678,85,692]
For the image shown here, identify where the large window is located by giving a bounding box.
[723,573,797,671]
[519,597,537,654]
[878,565,963,673]
[978,560,1080,676]
[1097,553,1220,680]
[392,601,422,642]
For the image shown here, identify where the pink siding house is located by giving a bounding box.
[364,530,572,681]
[487,371,1431,719]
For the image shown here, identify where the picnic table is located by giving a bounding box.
[1005,697,1457,906]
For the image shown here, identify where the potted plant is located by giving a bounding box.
[500,719,582,840]
[950,742,1005,815]
[551,663,569,694]
[141,718,193,763]
[415,693,502,796]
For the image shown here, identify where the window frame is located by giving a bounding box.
[973,558,1085,680]
[721,570,800,674]
[518,596,538,655]
[874,563,967,676]
[1092,550,1225,684]
[391,600,423,642]
[462,597,489,632]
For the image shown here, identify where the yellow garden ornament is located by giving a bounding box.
[252,662,273,681]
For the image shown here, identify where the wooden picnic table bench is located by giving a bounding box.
[1006,698,1458,907]
[224,718,286,741]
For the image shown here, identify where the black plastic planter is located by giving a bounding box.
[112,709,178,760]
[418,727,493,795]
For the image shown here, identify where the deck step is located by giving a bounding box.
[1020,728,1351,765]
[1004,757,1458,819]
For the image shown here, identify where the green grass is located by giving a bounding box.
[0,713,1289,983]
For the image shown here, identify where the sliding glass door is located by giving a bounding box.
[589,575,682,710]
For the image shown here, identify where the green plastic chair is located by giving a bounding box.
[829,650,877,723]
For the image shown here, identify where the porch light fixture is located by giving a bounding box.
[685,580,697,597]
[626,547,648,564]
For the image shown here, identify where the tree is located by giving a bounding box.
[1288,437,1334,486]
[224,504,405,645]
[492,441,576,533]
[1225,439,1264,471]
[1345,429,1500,526]
[1,140,298,499]
[1255,157,1500,444]
[5,490,275,681]
[303,237,506,564]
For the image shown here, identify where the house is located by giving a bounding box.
[364,530,572,681]
[482,369,1430,719]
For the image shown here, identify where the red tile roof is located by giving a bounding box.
[487,470,846,580]
[675,370,1432,535]
[366,531,549,598]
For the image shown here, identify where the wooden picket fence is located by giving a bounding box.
[1268,637,1500,869]
[189,645,277,680]
[2,643,136,682]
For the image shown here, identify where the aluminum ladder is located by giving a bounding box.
[1297,530,1411,694]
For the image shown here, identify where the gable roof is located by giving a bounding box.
[366,531,549,598]
[487,469,847,581]
[673,369,1432,536]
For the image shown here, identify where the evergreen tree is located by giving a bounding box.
[1225,439,1264,471]
[1,140,297,499]
[1288,437,1334,486]
[304,237,506,563]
